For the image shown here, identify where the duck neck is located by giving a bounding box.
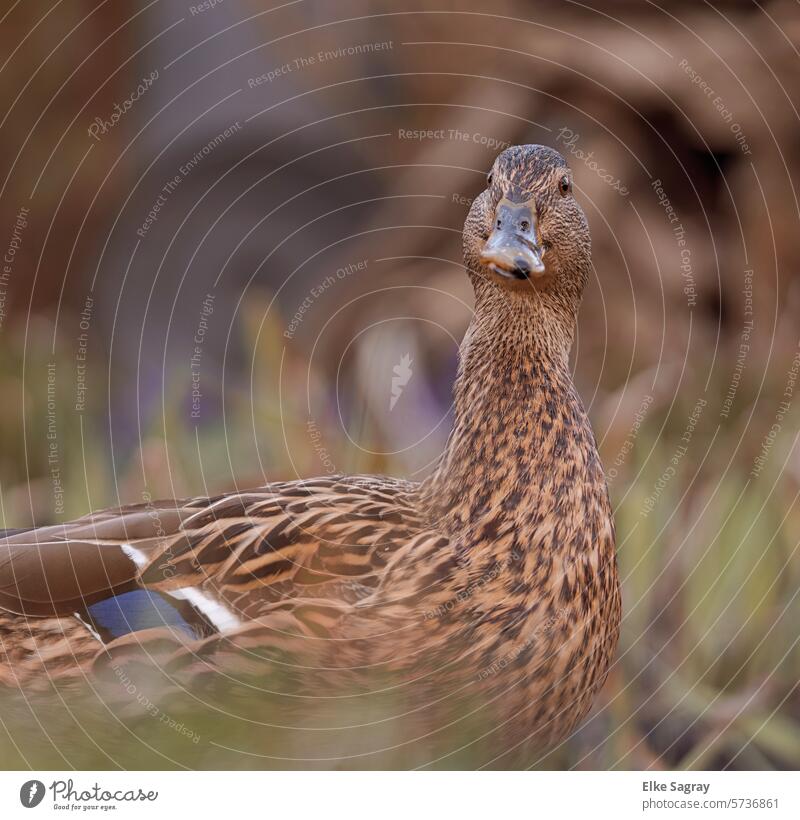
[424,280,592,539]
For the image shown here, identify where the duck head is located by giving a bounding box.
[463,144,590,304]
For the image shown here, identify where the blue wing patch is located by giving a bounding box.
[86,589,199,641]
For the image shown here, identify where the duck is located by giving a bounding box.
[0,144,620,756]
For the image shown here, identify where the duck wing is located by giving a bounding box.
[0,476,427,679]
[139,475,423,601]
[0,501,191,617]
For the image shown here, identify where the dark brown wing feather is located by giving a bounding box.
[138,477,424,603]
[0,476,429,683]
[0,501,195,616]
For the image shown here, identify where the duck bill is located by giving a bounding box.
[479,197,546,280]
[480,229,545,280]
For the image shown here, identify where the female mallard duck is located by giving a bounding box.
[0,145,619,754]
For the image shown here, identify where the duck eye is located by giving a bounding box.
[487,172,493,186]
[559,175,571,196]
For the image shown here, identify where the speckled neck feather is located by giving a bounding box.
[425,274,592,545]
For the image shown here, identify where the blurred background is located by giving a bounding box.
[1,0,799,769]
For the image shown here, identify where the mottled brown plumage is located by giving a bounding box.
[0,145,620,755]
